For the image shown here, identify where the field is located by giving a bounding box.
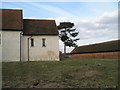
[2,58,118,88]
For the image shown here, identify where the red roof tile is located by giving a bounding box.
[1,9,23,30]
[71,40,120,54]
[23,19,58,35]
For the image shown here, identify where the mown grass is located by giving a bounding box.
[2,58,118,88]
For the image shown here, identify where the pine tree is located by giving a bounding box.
[58,22,79,54]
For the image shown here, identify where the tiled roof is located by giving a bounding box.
[1,9,58,35]
[23,19,58,35]
[0,9,23,30]
[71,40,120,54]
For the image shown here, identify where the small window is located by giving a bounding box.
[42,38,46,47]
[31,38,34,47]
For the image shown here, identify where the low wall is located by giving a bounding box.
[71,52,120,59]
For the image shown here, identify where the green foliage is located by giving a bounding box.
[65,40,76,47]
[58,22,74,29]
[70,32,79,37]
[61,35,69,41]
[58,22,79,53]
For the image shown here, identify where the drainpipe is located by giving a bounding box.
[20,32,23,62]
[27,36,32,61]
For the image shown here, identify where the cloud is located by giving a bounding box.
[55,10,118,53]
[24,10,118,53]
[96,10,118,24]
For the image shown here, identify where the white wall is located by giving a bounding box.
[21,35,59,61]
[2,31,59,62]
[2,31,21,62]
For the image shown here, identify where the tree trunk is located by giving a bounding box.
[64,44,66,55]
[64,28,67,55]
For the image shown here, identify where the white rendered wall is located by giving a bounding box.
[21,35,59,61]
[2,31,21,62]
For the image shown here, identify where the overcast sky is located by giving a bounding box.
[1,1,119,53]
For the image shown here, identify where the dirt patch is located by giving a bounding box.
[41,83,73,88]
[84,71,102,77]
[69,71,103,79]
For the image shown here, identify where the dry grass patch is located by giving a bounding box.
[41,83,73,88]
[69,71,103,79]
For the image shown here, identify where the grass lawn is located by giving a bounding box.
[2,58,118,88]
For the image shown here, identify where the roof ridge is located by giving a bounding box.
[23,19,55,21]
[0,9,22,11]
[78,40,119,48]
